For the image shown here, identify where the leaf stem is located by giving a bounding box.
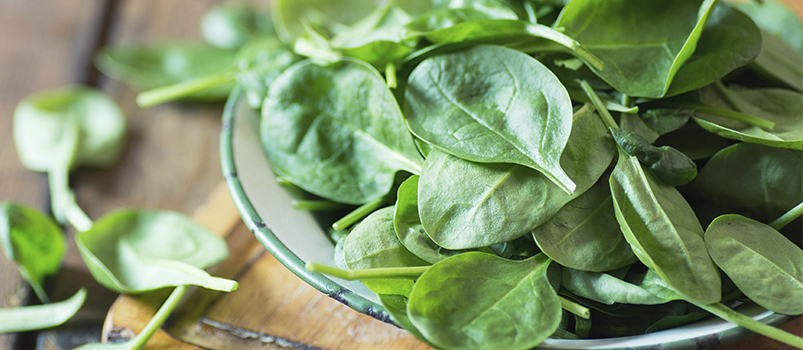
[202,277,239,292]
[579,80,618,129]
[306,262,430,280]
[690,301,803,349]
[559,296,590,319]
[693,106,775,131]
[769,202,803,230]
[136,70,237,107]
[126,285,188,350]
[332,197,384,231]
[385,62,398,89]
[525,23,605,71]
[291,199,347,211]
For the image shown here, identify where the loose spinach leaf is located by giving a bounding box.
[329,4,416,67]
[407,252,561,350]
[705,214,803,315]
[610,148,721,303]
[556,0,720,98]
[344,207,429,297]
[0,288,86,333]
[732,0,803,52]
[261,58,423,204]
[561,268,667,305]
[532,180,636,272]
[235,38,301,109]
[201,2,274,50]
[610,128,698,186]
[76,210,236,293]
[750,29,803,92]
[271,0,377,44]
[405,45,576,193]
[694,85,803,150]
[95,44,236,100]
[691,143,802,222]
[665,3,762,97]
[418,104,614,249]
[0,203,64,303]
[620,113,660,144]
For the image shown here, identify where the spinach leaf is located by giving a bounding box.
[0,203,64,303]
[556,0,720,98]
[609,148,721,303]
[0,288,86,333]
[13,87,126,226]
[201,2,274,50]
[394,175,464,263]
[665,3,762,96]
[329,4,416,67]
[76,210,236,293]
[694,85,803,150]
[561,268,667,305]
[95,44,236,100]
[750,29,803,92]
[732,0,803,52]
[344,207,429,297]
[407,252,561,350]
[271,0,376,44]
[378,294,431,343]
[235,38,301,109]
[620,113,660,144]
[532,180,636,272]
[405,45,577,193]
[691,143,802,222]
[653,122,732,160]
[261,58,423,204]
[610,128,698,186]
[705,214,803,315]
[418,104,614,249]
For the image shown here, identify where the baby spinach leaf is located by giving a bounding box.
[0,202,64,303]
[403,5,518,39]
[750,29,803,92]
[620,113,660,144]
[201,2,274,50]
[561,268,667,305]
[329,4,416,67]
[76,210,236,294]
[235,38,301,109]
[418,104,614,249]
[694,85,803,150]
[261,58,423,204]
[705,214,803,315]
[404,45,576,193]
[271,0,376,44]
[610,128,698,186]
[344,207,429,297]
[394,175,464,263]
[95,44,236,100]
[0,288,86,333]
[732,0,803,52]
[407,252,561,350]
[532,181,636,272]
[691,143,802,222]
[556,0,719,98]
[609,148,721,303]
[665,3,762,97]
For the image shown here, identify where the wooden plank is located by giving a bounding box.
[0,1,107,349]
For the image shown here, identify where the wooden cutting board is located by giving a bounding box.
[100,182,432,350]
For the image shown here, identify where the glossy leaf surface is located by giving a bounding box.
[235,38,300,109]
[561,268,667,305]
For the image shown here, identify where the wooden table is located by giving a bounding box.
[0,1,800,349]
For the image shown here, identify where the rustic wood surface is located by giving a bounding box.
[0,0,800,349]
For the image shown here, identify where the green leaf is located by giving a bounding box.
[705,214,803,315]
[732,0,803,52]
[691,143,802,222]
[609,148,721,303]
[408,253,561,350]
[261,58,423,204]
[344,207,429,297]
[271,0,376,44]
[405,45,577,193]
[556,0,720,98]
[95,44,237,100]
[418,104,614,249]
[0,203,64,303]
[693,86,803,150]
[532,181,636,272]
[234,38,301,109]
[76,210,236,293]
[200,2,274,50]
[561,268,668,305]
[610,128,698,186]
[13,86,126,172]
[329,4,416,66]
[0,288,86,333]
[750,29,803,92]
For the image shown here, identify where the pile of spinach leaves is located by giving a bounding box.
[136,0,803,349]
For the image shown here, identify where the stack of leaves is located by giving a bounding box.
[135,0,803,349]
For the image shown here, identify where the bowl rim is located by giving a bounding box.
[220,85,793,349]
